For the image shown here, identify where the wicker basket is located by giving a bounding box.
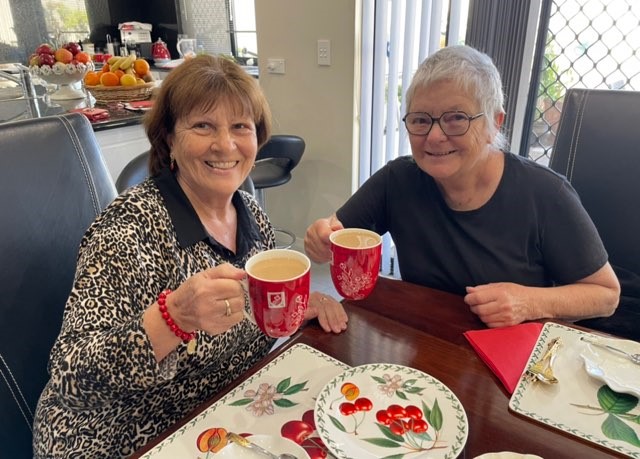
[85,82,155,105]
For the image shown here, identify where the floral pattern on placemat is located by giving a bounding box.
[509,322,640,458]
[139,343,349,459]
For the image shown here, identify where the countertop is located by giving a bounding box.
[0,61,257,131]
[0,90,146,132]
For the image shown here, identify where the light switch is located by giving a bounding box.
[317,39,331,66]
[266,58,285,74]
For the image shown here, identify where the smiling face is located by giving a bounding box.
[407,80,495,182]
[169,99,258,203]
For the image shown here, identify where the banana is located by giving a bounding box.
[107,56,120,66]
[120,54,136,70]
[110,56,124,71]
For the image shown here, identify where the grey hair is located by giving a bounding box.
[405,45,509,150]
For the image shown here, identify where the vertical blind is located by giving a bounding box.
[358,0,466,275]
[465,0,534,151]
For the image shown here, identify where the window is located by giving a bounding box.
[525,0,640,165]
[0,0,89,64]
[229,0,257,64]
[43,0,90,46]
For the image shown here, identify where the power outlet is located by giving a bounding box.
[317,39,331,66]
[266,58,285,74]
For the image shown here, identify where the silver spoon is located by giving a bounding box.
[228,432,298,459]
[581,337,640,365]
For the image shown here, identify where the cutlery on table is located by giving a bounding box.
[581,337,640,365]
[228,432,298,459]
[526,337,561,384]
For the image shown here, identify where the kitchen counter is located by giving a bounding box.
[0,91,146,131]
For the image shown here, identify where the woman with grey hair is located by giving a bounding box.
[305,45,620,328]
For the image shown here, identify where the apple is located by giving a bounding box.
[28,53,41,66]
[35,43,54,55]
[39,53,55,66]
[63,42,81,55]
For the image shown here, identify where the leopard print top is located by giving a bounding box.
[33,170,276,458]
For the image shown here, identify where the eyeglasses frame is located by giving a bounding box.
[402,111,485,136]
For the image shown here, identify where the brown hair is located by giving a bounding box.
[144,55,272,175]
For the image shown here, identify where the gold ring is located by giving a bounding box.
[320,296,327,302]
[224,299,231,316]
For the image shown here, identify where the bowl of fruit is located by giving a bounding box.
[28,42,94,100]
[83,55,156,105]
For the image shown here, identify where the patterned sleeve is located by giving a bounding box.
[46,193,184,409]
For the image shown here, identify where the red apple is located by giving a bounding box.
[39,53,55,66]
[35,43,54,55]
[63,42,81,55]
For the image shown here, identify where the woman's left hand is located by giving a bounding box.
[464,282,531,327]
[305,291,348,333]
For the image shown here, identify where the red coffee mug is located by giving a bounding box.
[330,228,382,300]
[245,249,310,338]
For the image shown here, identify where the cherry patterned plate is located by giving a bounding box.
[314,363,468,459]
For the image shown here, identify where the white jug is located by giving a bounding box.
[176,38,197,58]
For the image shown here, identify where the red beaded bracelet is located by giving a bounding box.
[158,289,196,344]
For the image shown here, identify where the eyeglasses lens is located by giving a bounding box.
[404,111,471,136]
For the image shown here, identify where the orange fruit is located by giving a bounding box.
[114,69,125,79]
[76,51,91,64]
[133,59,150,76]
[120,74,136,86]
[101,63,110,72]
[83,71,100,86]
[100,71,120,86]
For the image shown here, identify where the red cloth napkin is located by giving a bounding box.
[464,322,543,393]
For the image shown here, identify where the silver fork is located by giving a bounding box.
[581,337,640,365]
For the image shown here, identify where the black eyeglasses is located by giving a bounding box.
[402,111,484,136]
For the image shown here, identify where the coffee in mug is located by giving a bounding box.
[245,249,310,338]
[330,228,382,300]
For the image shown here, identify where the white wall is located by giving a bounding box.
[255,0,359,246]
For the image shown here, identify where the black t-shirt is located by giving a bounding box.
[337,153,608,295]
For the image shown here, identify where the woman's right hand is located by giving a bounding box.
[304,214,343,263]
[168,263,247,336]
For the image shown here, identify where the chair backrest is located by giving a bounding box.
[115,150,150,193]
[0,113,116,458]
[251,134,305,190]
[115,150,256,195]
[549,88,640,276]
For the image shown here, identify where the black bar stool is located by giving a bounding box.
[250,135,305,249]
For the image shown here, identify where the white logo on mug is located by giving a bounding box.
[267,291,286,309]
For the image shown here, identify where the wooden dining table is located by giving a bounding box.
[131,276,628,459]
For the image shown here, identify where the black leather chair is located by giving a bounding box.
[250,135,305,248]
[0,113,117,458]
[115,150,256,195]
[549,88,640,340]
[115,149,150,193]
